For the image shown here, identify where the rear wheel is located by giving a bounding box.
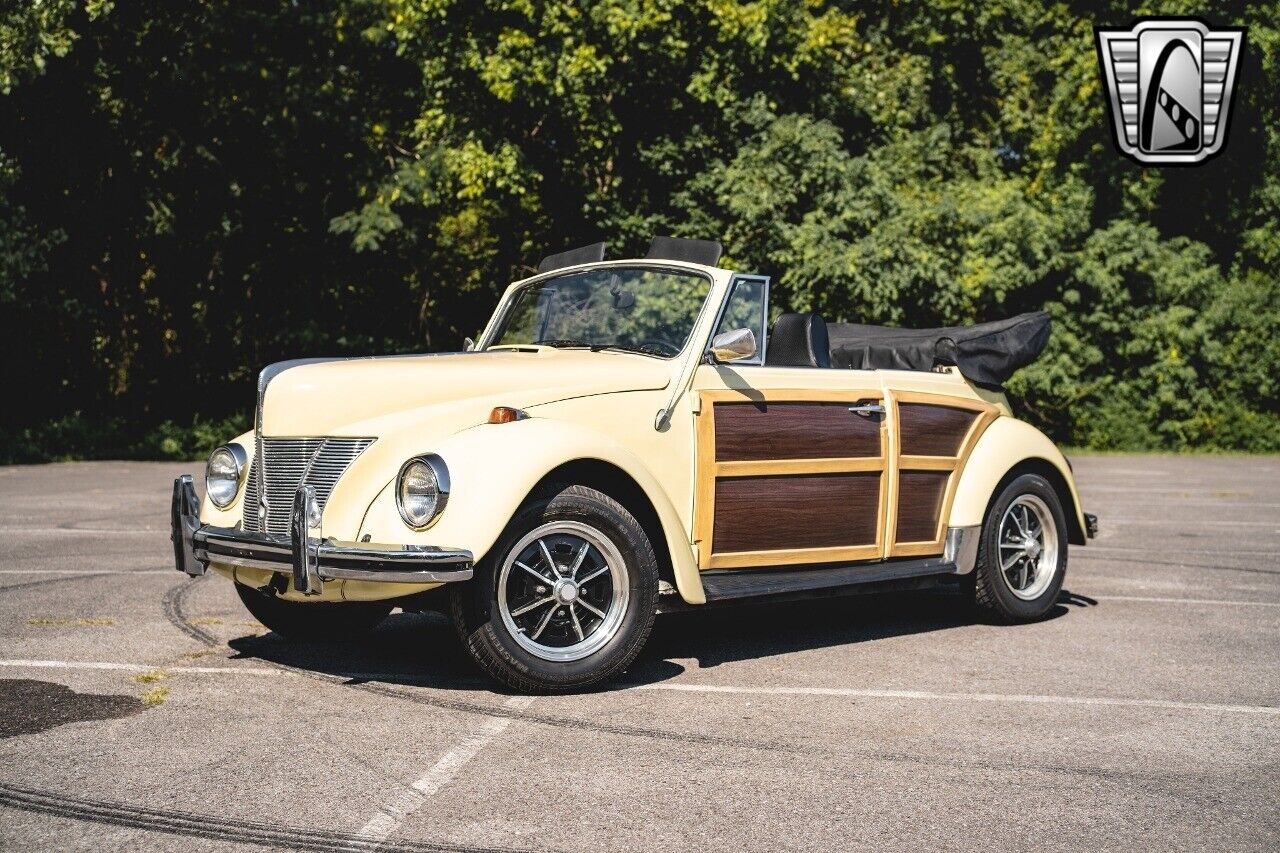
[450,484,658,692]
[972,474,1068,622]
[234,582,392,640]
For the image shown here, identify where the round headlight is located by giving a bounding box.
[396,455,450,529]
[205,444,247,509]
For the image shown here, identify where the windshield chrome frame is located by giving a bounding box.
[476,261,719,359]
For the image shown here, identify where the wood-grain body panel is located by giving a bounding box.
[714,402,881,461]
[887,391,1000,556]
[712,473,881,554]
[894,471,950,543]
[898,403,979,456]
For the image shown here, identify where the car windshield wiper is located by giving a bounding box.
[537,339,594,349]
[592,343,669,357]
[538,340,668,358]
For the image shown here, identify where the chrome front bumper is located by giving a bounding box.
[170,475,473,595]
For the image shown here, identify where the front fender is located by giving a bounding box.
[356,418,705,604]
[948,417,1087,541]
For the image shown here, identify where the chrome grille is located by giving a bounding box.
[243,437,375,535]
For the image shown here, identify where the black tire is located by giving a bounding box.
[234,582,392,641]
[450,484,659,693]
[972,473,1068,622]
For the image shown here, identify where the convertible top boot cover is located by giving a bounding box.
[827,311,1051,388]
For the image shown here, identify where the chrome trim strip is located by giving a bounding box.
[320,565,474,584]
[944,525,981,575]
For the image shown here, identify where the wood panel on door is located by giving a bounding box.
[888,391,999,557]
[695,389,888,570]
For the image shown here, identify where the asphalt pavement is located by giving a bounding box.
[0,456,1277,851]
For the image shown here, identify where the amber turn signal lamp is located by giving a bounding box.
[488,407,528,424]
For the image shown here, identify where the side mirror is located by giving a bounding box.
[463,337,475,352]
[708,328,757,363]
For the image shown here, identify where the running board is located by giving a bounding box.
[698,556,955,603]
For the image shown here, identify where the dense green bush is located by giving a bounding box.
[1,1,1276,462]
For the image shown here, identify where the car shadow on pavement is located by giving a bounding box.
[225,610,495,691]
[628,589,1073,680]
[224,589,1077,693]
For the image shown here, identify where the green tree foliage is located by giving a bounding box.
[1,0,1276,459]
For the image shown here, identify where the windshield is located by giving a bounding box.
[489,266,712,358]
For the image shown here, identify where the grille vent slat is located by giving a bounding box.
[242,437,375,535]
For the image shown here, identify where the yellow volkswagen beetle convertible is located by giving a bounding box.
[172,237,1097,691]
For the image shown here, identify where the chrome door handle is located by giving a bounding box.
[848,403,886,417]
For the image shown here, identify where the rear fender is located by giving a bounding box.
[949,417,1088,545]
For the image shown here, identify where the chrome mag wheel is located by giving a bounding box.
[997,494,1059,601]
[497,520,629,662]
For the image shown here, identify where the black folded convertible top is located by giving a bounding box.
[827,311,1051,388]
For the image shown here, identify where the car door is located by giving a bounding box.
[692,377,890,571]
[690,283,891,570]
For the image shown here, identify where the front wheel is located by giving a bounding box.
[972,473,1068,622]
[450,484,659,692]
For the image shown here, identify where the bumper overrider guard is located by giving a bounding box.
[170,475,473,595]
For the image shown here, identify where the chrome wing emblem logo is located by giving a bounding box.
[1096,18,1245,165]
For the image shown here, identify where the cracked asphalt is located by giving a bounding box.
[0,456,1277,851]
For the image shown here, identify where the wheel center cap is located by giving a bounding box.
[1023,538,1041,558]
[553,579,578,604]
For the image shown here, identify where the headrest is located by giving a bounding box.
[766,313,831,368]
[537,241,608,273]
[645,236,723,267]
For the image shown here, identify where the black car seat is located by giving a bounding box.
[766,312,831,368]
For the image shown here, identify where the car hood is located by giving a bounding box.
[259,348,673,437]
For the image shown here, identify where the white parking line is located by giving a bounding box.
[0,570,174,575]
[3,659,1275,717]
[1096,518,1280,528]
[1076,545,1280,557]
[0,659,291,676]
[1092,594,1280,608]
[0,527,164,534]
[357,695,535,845]
[635,683,1280,715]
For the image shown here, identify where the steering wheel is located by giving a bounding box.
[639,339,681,356]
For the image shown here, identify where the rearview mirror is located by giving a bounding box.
[709,328,757,363]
